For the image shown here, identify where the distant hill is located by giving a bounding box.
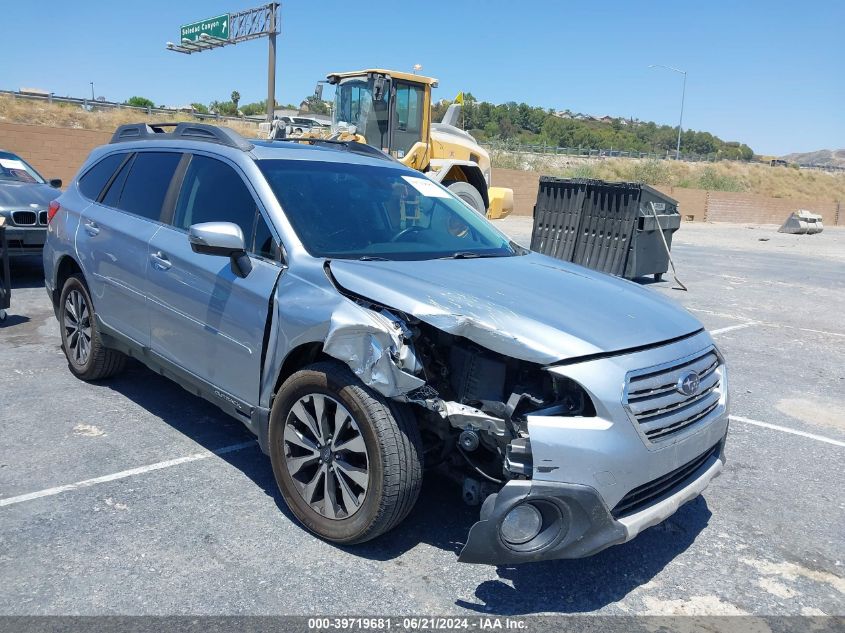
[781,148,845,167]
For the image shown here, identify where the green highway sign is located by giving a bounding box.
[180,14,230,42]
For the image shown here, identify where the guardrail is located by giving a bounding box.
[482,141,845,173]
[481,141,721,163]
[0,90,263,128]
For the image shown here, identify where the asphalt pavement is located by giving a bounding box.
[0,221,843,617]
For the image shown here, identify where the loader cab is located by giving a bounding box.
[327,70,436,169]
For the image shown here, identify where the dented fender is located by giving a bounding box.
[323,300,425,398]
[259,260,428,405]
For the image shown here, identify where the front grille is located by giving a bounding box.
[612,443,720,518]
[625,348,722,443]
[11,210,37,226]
[39,210,48,225]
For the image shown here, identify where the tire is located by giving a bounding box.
[58,273,126,381]
[444,180,486,216]
[269,360,423,544]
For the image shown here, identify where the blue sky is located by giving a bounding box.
[3,1,842,155]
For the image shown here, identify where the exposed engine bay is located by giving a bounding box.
[408,320,595,503]
[322,277,594,505]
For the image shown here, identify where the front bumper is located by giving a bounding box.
[459,437,725,564]
[3,226,46,255]
[459,329,729,565]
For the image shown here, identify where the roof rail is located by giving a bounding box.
[110,122,254,151]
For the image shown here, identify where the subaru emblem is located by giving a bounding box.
[677,371,700,397]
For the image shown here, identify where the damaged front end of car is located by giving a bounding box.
[320,266,622,564]
[314,255,728,565]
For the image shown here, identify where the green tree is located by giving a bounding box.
[126,96,154,108]
[231,90,241,110]
[209,100,238,117]
[303,95,329,115]
[241,100,267,116]
[395,90,753,158]
[191,102,209,114]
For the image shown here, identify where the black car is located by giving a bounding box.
[0,150,62,256]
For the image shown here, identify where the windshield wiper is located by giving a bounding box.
[358,255,390,261]
[439,252,506,260]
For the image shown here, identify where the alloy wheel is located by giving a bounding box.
[63,289,92,366]
[283,393,370,519]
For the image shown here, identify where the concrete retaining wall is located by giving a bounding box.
[0,122,110,186]
[705,192,839,225]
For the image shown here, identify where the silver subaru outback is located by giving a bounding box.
[43,123,728,564]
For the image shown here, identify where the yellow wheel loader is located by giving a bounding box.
[320,69,512,219]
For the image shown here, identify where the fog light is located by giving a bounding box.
[500,504,542,545]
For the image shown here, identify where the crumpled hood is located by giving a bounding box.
[328,253,703,365]
[0,182,57,210]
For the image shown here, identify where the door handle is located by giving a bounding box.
[83,221,100,236]
[150,251,172,270]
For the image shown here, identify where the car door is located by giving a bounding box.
[76,151,182,346]
[146,153,284,407]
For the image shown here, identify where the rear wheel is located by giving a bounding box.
[269,361,423,544]
[59,274,126,380]
[444,180,486,216]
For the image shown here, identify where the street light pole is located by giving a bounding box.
[90,82,95,101]
[649,64,687,160]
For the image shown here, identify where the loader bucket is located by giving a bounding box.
[778,210,824,235]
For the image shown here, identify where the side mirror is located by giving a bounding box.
[49,179,62,189]
[188,221,252,277]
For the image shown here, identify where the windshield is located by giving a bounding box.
[0,151,46,184]
[258,159,519,261]
[333,77,390,151]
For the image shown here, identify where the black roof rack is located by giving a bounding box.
[110,122,254,151]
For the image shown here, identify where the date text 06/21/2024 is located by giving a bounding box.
[306,617,528,630]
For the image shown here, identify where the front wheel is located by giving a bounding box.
[269,361,423,544]
[444,180,486,217]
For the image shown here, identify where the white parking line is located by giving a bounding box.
[710,322,758,335]
[692,308,845,338]
[2,418,841,511]
[730,415,845,448]
[0,440,257,509]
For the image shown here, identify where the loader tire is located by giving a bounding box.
[444,181,486,216]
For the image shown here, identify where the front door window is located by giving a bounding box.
[392,82,424,158]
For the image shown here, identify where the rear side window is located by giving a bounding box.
[173,155,276,257]
[113,152,181,221]
[101,155,134,208]
[78,153,125,201]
